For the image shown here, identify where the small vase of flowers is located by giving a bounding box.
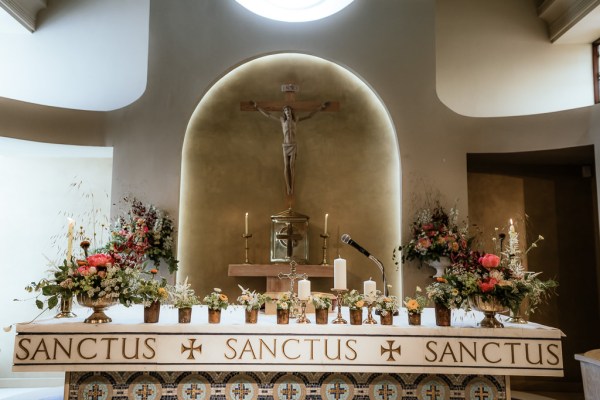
[343,289,365,325]
[136,269,168,323]
[375,293,400,325]
[168,277,201,323]
[237,285,267,324]
[274,292,294,324]
[403,286,427,325]
[203,288,229,324]
[311,294,332,324]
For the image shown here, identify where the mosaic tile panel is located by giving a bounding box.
[66,371,507,400]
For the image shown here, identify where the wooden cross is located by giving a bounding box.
[240,83,339,112]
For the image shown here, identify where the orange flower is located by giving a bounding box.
[355,300,365,308]
[219,294,228,302]
[436,277,447,283]
[150,268,158,274]
[405,299,419,310]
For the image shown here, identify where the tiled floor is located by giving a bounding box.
[0,387,62,400]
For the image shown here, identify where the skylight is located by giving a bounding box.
[235,0,354,22]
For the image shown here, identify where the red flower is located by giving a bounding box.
[478,278,498,293]
[87,253,113,267]
[479,253,500,269]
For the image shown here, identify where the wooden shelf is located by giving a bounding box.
[228,264,333,292]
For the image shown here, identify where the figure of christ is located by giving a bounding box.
[252,101,329,196]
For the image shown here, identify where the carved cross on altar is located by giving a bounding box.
[241,83,340,196]
[276,222,303,258]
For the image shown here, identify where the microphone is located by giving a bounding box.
[341,234,388,296]
[341,234,371,258]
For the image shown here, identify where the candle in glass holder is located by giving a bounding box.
[333,258,347,290]
[364,278,376,297]
[298,279,311,300]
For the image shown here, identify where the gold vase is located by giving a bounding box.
[408,312,421,326]
[349,308,363,325]
[434,302,451,327]
[277,309,290,324]
[380,312,393,325]
[77,294,117,324]
[55,295,77,319]
[178,307,192,323]
[245,308,258,324]
[315,308,329,325]
[144,300,161,323]
[469,295,508,328]
[208,309,221,324]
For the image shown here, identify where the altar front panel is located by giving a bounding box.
[13,306,564,377]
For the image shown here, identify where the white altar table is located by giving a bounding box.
[12,305,564,400]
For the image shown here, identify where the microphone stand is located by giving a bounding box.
[368,255,388,297]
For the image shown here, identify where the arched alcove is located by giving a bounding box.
[179,53,401,298]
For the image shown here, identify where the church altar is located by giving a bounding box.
[13,305,563,400]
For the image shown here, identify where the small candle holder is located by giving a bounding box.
[296,300,311,324]
[242,233,252,264]
[363,301,377,325]
[331,288,348,324]
[319,233,330,266]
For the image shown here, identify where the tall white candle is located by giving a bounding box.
[298,279,311,300]
[66,218,75,263]
[333,258,347,290]
[364,278,376,297]
[509,218,515,232]
[245,212,249,235]
[324,213,329,235]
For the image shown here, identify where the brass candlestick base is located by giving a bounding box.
[296,300,311,324]
[242,233,252,264]
[331,288,348,324]
[363,303,377,324]
[320,233,330,265]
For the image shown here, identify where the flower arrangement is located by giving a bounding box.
[403,286,427,315]
[375,293,400,317]
[274,291,294,310]
[135,270,168,307]
[426,277,464,309]
[310,293,332,310]
[343,289,365,310]
[237,285,267,311]
[451,225,557,314]
[203,288,229,310]
[396,203,472,266]
[168,277,201,309]
[106,197,178,273]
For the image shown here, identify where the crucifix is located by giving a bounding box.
[241,83,340,197]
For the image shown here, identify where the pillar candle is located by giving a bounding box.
[66,218,75,263]
[298,279,311,300]
[245,212,249,235]
[509,218,515,232]
[333,258,347,290]
[324,213,328,235]
[364,278,376,297]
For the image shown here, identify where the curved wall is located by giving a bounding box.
[178,53,401,297]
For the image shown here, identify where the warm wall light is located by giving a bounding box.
[234,0,354,22]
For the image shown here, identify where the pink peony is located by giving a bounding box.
[417,237,431,249]
[478,278,498,293]
[479,253,500,269]
[87,253,113,267]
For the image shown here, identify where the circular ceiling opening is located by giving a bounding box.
[235,0,354,22]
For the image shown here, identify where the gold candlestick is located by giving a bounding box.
[320,233,330,265]
[242,233,252,264]
[331,288,348,324]
[363,302,377,324]
[296,300,311,324]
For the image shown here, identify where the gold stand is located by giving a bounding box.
[296,300,311,324]
[331,288,348,324]
[242,233,252,264]
[319,233,330,265]
[363,302,377,324]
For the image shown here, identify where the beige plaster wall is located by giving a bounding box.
[179,54,400,297]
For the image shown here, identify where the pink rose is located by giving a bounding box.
[479,253,500,269]
[87,253,113,267]
[418,237,431,249]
